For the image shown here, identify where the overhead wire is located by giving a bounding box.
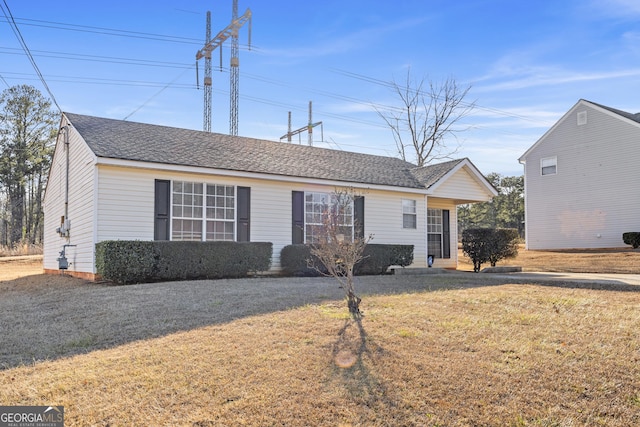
[0,0,62,112]
[0,9,551,140]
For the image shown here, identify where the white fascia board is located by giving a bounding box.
[425,158,498,197]
[95,157,431,195]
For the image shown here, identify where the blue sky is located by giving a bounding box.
[2,0,640,176]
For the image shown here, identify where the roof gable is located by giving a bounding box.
[519,99,640,162]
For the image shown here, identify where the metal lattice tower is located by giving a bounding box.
[229,0,240,136]
[203,12,212,133]
[196,2,252,134]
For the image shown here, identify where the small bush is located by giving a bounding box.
[462,228,519,272]
[95,240,272,285]
[280,244,414,276]
[622,232,640,249]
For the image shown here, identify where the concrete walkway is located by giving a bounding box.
[482,271,640,287]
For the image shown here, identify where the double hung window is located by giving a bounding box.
[541,157,557,176]
[171,181,235,241]
[304,192,353,244]
[402,199,417,229]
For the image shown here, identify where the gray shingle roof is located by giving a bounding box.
[586,100,640,124]
[64,112,467,190]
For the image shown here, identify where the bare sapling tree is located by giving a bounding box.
[308,188,372,318]
[376,68,475,166]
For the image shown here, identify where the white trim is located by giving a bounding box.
[425,158,498,198]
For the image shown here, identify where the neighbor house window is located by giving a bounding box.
[172,181,235,241]
[541,157,557,176]
[427,208,451,259]
[402,199,417,229]
[304,192,353,244]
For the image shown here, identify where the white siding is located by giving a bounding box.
[522,102,640,249]
[43,125,97,273]
[93,166,431,271]
[431,165,494,203]
[360,190,427,267]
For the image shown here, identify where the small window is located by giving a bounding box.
[541,157,557,176]
[402,199,417,229]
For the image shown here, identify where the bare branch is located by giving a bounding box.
[377,70,475,166]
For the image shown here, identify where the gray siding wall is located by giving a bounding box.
[523,103,640,249]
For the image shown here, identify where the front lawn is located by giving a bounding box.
[1,279,638,426]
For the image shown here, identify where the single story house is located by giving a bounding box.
[43,113,497,280]
[519,99,640,250]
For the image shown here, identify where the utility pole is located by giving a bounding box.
[196,2,252,134]
[280,101,323,146]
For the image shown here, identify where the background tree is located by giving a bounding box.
[458,173,524,238]
[308,188,372,317]
[376,69,475,166]
[0,85,58,247]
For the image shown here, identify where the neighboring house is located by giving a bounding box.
[43,113,497,280]
[519,99,640,250]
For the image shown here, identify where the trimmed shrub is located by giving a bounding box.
[623,232,640,249]
[355,244,414,275]
[279,243,414,276]
[95,240,156,285]
[95,240,272,285]
[462,228,519,272]
[279,244,323,277]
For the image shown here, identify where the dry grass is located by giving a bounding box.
[1,284,639,426]
[1,252,639,426]
[0,255,43,281]
[458,246,640,274]
[0,244,43,257]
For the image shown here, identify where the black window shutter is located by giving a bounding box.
[237,187,250,242]
[442,209,451,258]
[154,179,170,240]
[354,196,365,239]
[292,191,304,244]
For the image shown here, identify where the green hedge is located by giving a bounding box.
[95,240,272,285]
[623,232,640,249]
[279,244,414,276]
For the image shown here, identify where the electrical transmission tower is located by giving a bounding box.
[280,101,323,146]
[196,1,252,134]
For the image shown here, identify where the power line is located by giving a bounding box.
[123,65,194,121]
[0,0,61,112]
[0,46,192,69]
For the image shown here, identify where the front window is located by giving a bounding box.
[304,192,353,244]
[402,199,417,229]
[427,208,443,258]
[172,181,235,241]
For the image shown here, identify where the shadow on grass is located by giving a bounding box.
[1,271,638,370]
[330,317,395,415]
